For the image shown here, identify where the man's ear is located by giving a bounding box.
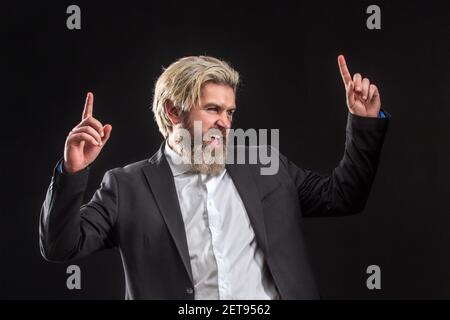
[165,100,180,125]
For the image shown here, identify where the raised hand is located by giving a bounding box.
[337,55,381,118]
[63,92,112,173]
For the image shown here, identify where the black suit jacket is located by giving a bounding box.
[40,113,389,299]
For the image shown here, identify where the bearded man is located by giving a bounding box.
[40,55,389,299]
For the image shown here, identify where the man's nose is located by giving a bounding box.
[216,112,231,129]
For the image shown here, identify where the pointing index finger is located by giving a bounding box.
[338,55,352,87]
[82,92,94,120]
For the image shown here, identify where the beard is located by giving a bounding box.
[171,119,228,176]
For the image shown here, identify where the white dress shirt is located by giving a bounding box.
[164,142,279,300]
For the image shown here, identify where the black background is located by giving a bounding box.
[2,0,450,299]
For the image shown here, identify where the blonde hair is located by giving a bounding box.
[152,56,240,137]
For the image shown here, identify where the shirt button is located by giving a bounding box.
[186,288,194,295]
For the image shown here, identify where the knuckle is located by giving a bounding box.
[82,116,91,123]
[89,118,102,128]
[83,116,94,124]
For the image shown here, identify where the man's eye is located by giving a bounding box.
[227,110,235,116]
[207,107,219,112]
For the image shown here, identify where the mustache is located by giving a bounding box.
[183,121,228,145]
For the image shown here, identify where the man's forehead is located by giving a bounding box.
[201,82,235,95]
[200,84,236,108]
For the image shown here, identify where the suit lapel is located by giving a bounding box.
[141,143,269,285]
[226,162,269,255]
[142,143,193,285]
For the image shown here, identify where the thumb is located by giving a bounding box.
[101,124,112,144]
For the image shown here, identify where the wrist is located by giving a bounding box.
[63,161,85,174]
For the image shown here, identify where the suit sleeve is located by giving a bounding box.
[281,112,389,217]
[39,159,119,262]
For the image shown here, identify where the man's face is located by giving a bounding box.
[171,82,236,175]
[187,82,236,143]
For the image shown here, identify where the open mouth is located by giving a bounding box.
[209,135,222,146]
